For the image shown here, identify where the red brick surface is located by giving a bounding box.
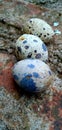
[0,53,17,92]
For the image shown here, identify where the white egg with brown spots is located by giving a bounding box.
[14,34,48,62]
[12,59,53,93]
[24,18,54,43]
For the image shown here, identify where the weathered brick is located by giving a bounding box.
[0,53,16,92]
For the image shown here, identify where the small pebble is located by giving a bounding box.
[54,29,61,35]
[53,22,59,27]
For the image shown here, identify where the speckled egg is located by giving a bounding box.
[14,34,48,62]
[24,18,54,43]
[12,59,53,93]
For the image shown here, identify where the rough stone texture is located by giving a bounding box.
[24,0,62,10]
[0,0,62,130]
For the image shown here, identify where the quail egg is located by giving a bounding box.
[12,59,53,93]
[24,18,54,43]
[14,34,48,62]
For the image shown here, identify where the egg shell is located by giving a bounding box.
[12,59,53,93]
[24,18,54,43]
[14,34,48,62]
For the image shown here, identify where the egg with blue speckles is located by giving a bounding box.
[24,18,54,43]
[14,34,48,62]
[12,59,53,93]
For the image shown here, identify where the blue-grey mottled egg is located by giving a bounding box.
[12,59,53,93]
[24,18,54,43]
[15,34,48,62]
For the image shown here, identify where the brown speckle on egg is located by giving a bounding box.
[19,36,25,41]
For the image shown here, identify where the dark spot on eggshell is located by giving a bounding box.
[33,39,38,42]
[20,77,36,92]
[28,64,35,69]
[24,73,32,77]
[13,75,19,80]
[26,74,32,79]
[42,43,47,51]
[36,33,39,36]
[35,53,41,59]
[29,26,31,29]
[43,28,45,30]
[23,40,27,44]
[44,35,46,37]
[25,45,29,49]
[33,72,40,78]
[17,46,21,52]
[27,52,32,58]
[59,13,61,16]
[34,50,37,53]
[48,71,52,75]
[30,20,32,23]
[38,33,42,37]
[47,33,49,35]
